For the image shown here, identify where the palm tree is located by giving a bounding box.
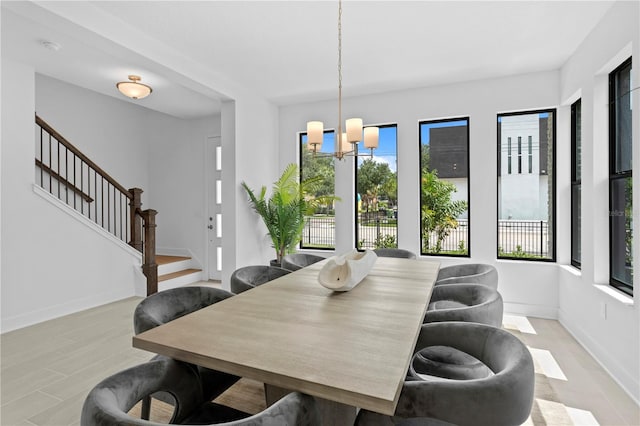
[242,163,338,264]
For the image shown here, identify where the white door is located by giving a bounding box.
[207,136,222,280]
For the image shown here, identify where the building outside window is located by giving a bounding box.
[355,124,398,250]
[497,110,555,260]
[609,57,633,295]
[419,118,470,256]
[299,131,336,250]
[571,99,582,268]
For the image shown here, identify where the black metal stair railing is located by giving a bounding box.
[34,114,158,295]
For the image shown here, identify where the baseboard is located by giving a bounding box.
[1,288,135,333]
[559,308,640,406]
[504,302,558,319]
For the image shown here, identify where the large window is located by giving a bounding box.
[497,110,555,260]
[355,124,398,250]
[299,131,336,250]
[419,118,470,256]
[609,57,633,295]
[571,99,582,268]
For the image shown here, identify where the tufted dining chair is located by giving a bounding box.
[373,248,417,259]
[230,265,291,294]
[81,357,321,426]
[435,263,498,289]
[424,283,503,327]
[133,286,240,418]
[355,322,534,426]
[281,253,325,271]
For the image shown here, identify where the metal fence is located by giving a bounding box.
[301,216,336,249]
[301,215,549,258]
[422,220,468,254]
[498,220,549,258]
[357,216,398,249]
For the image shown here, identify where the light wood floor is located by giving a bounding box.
[1,285,638,425]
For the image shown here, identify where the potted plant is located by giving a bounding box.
[242,163,338,266]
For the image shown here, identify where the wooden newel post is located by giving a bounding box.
[141,209,158,296]
[128,188,144,252]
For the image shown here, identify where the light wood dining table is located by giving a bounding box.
[133,256,439,425]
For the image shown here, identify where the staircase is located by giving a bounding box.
[157,255,203,291]
[35,114,159,295]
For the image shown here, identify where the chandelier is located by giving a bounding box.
[306,0,378,160]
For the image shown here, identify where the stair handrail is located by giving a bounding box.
[36,115,131,196]
[35,114,158,295]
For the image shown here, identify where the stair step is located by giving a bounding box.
[157,255,191,265]
[159,268,202,282]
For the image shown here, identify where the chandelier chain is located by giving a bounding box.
[337,0,343,141]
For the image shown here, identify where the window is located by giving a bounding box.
[507,137,512,174]
[528,136,533,174]
[497,110,555,260]
[517,136,522,174]
[299,130,336,250]
[419,118,470,256]
[609,57,633,295]
[571,99,582,268]
[355,124,397,250]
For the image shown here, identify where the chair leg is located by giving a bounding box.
[141,395,151,420]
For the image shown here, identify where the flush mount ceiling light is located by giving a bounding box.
[116,75,152,100]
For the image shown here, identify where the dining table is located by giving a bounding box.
[133,255,439,425]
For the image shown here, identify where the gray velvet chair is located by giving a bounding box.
[81,357,321,425]
[230,265,291,294]
[373,248,417,259]
[355,322,535,426]
[424,283,503,327]
[133,286,239,417]
[281,253,325,271]
[435,263,498,289]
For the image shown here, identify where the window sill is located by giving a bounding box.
[559,264,582,277]
[593,284,634,306]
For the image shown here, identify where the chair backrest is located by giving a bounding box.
[281,253,325,271]
[435,263,498,289]
[399,322,534,426]
[81,358,203,425]
[424,283,503,327]
[81,358,321,426]
[230,265,290,294]
[373,248,417,259]
[134,286,234,335]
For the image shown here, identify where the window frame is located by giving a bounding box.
[418,116,471,258]
[496,109,557,262]
[571,99,582,269]
[354,123,398,251]
[298,129,336,251]
[608,57,633,295]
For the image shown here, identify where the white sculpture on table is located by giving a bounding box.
[318,249,378,292]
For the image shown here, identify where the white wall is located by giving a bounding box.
[280,70,561,317]
[558,0,639,404]
[0,69,230,331]
[35,74,151,206]
[1,61,144,332]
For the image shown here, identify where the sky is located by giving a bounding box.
[420,119,467,145]
[302,126,398,172]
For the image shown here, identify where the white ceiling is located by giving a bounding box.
[2,1,615,119]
